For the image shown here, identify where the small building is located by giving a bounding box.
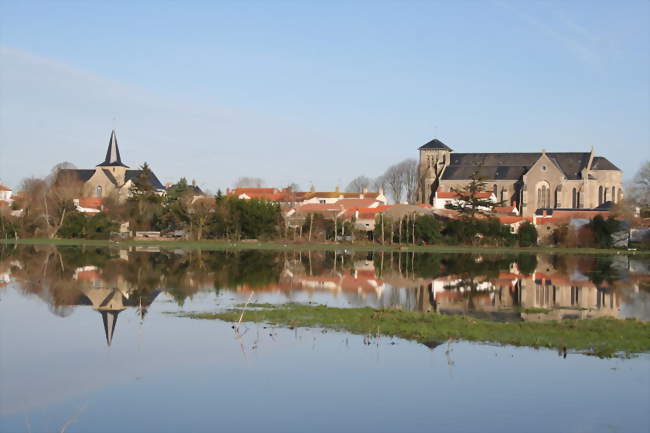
[60,130,164,202]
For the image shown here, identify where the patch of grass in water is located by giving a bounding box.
[176,304,650,358]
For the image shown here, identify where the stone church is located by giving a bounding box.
[61,130,164,201]
[418,138,622,217]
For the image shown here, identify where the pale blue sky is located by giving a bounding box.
[0,1,648,191]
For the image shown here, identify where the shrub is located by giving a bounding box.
[517,221,538,247]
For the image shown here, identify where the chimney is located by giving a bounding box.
[362,187,368,194]
[335,185,340,193]
[310,185,315,193]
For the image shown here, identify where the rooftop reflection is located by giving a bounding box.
[1,246,648,346]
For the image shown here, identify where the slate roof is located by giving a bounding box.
[58,168,164,190]
[125,170,164,190]
[441,152,619,181]
[59,169,95,182]
[419,138,453,151]
[591,157,620,171]
[97,130,129,167]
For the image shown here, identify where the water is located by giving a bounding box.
[1,245,649,433]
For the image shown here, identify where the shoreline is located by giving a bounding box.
[1,238,648,255]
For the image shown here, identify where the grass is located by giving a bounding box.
[175,303,650,358]
[2,237,648,255]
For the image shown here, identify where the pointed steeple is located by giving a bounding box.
[101,310,121,346]
[97,129,129,167]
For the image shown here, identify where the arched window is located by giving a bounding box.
[493,184,498,197]
[604,187,608,203]
[554,187,560,208]
[598,186,603,205]
[577,191,582,208]
[537,184,550,208]
[612,186,616,203]
[96,185,103,198]
[572,188,577,208]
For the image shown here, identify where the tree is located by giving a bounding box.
[15,163,84,238]
[188,197,215,240]
[401,159,419,203]
[127,162,162,231]
[383,163,406,203]
[47,163,84,238]
[345,176,373,193]
[233,177,265,188]
[517,221,538,247]
[628,160,650,209]
[445,169,497,220]
[590,215,620,249]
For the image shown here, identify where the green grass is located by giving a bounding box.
[175,303,650,358]
[2,237,648,255]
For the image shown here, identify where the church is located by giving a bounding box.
[61,130,164,201]
[418,138,623,218]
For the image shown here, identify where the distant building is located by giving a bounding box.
[60,130,164,201]
[418,138,623,217]
[0,184,13,211]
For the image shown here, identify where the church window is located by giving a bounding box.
[577,191,582,208]
[96,185,103,198]
[604,187,608,203]
[612,186,616,203]
[598,186,603,205]
[493,184,497,196]
[554,187,560,208]
[572,188,577,208]
[537,184,550,208]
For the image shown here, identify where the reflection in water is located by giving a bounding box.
[1,245,648,345]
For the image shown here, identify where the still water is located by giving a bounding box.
[1,245,649,433]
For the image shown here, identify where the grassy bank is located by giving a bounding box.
[2,238,648,255]
[176,304,650,358]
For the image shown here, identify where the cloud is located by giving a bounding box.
[492,1,602,65]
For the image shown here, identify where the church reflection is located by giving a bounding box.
[1,245,648,345]
[72,266,160,345]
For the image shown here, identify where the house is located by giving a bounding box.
[418,138,622,217]
[59,130,164,202]
[0,184,12,204]
[432,190,497,211]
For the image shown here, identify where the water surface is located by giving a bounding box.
[1,246,648,433]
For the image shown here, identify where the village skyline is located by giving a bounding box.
[1,2,649,191]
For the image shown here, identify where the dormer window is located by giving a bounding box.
[96,185,103,198]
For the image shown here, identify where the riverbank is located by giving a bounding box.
[2,238,648,255]
[175,303,650,358]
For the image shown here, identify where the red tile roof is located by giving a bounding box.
[78,197,103,209]
[493,206,516,214]
[497,216,526,225]
[0,184,11,191]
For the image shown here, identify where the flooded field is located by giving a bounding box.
[1,245,649,433]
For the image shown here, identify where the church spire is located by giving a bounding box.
[101,310,121,346]
[97,129,129,167]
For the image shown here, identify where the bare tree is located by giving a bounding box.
[16,163,83,238]
[345,176,373,193]
[372,174,387,193]
[234,177,265,188]
[628,161,650,207]
[400,159,419,203]
[383,163,405,203]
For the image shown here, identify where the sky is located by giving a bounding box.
[0,1,648,192]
